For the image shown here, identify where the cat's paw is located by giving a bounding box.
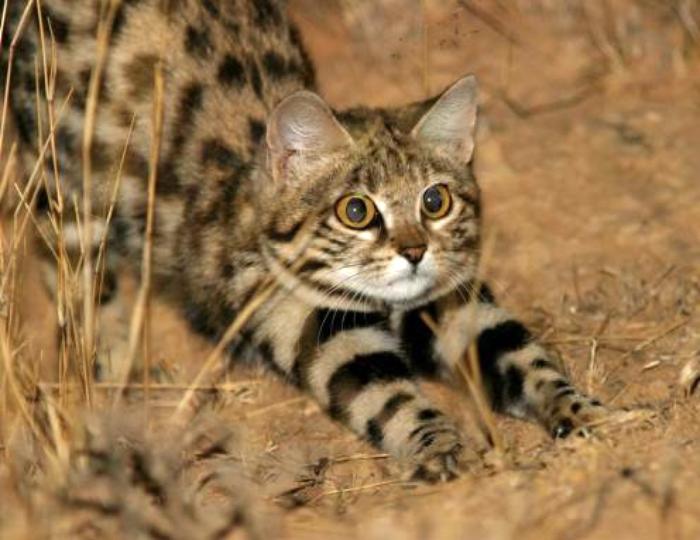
[548,394,609,439]
[408,427,477,483]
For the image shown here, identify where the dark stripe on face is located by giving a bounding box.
[455,232,480,251]
[298,259,327,275]
[476,320,532,411]
[365,392,415,446]
[316,309,388,345]
[400,304,440,377]
[315,223,348,248]
[327,352,412,420]
[455,189,480,211]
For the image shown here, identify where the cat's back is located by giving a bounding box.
[9,0,314,194]
[7,0,315,280]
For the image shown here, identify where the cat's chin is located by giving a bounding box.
[368,274,436,305]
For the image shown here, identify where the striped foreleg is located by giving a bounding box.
[400,290,607,438]
[289,321,472,481]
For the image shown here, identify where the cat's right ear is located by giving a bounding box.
[266,91,354,183]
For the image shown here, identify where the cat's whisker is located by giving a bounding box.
[316,268,374,346]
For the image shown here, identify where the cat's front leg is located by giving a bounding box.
[399,287,608,438]
[275,309,476,482]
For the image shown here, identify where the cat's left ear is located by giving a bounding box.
[411,74,478,165]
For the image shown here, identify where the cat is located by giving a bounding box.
[5,0,606,481]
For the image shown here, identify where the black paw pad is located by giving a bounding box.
[552,418,574,439]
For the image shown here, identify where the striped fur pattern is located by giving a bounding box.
[7,0,606,481]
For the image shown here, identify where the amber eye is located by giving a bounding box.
[421,184,451,219]
[335,194,377,229]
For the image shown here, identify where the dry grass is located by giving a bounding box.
[2,1,700,538]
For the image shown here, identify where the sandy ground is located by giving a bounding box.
[3,1,700,539]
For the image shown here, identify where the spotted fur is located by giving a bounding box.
[6,0,606,481]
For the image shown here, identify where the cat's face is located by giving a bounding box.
[264,75,480,309]
[313,149,480,308]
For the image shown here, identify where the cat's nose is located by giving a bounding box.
[399,245,427,265]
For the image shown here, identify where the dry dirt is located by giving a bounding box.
[2,1,700,539]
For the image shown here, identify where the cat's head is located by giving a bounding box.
[262,75,480,310]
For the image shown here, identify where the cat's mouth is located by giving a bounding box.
[381,273,436,303]
[368,256,439,304]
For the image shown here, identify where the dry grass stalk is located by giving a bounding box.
[0,0,34,162]
[40,380,261,393]
[307,478,409,504]
[419,306,504,455]
[172,279,279,423]
[115,58,163,402]
[87,113,135,386]
[173,235,314,423]
[80,0,122,403]
[420,225,505,455]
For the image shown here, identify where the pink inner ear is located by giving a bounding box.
[266,91,355,182]
[411,75,478,164]
[267,91,354,155]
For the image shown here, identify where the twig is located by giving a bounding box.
[500,85,599,119]
[586,338,598,395]
[331,453,389,464]
[457,0,523,48]
[617,319,689,362]
[244,396,311,419]
[306,479,410,503]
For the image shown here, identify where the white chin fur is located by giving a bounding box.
[323,253,440,305]
[366,254,437,304]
